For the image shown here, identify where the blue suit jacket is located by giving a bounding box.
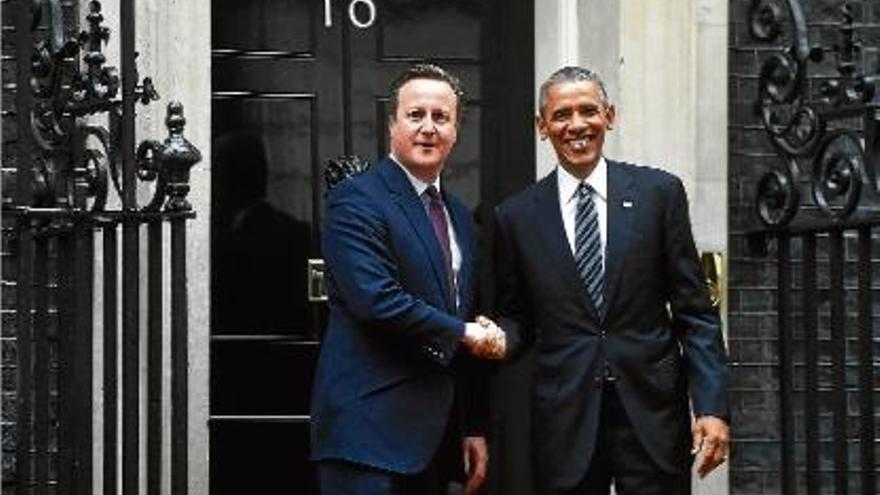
[494,161,729,490]
[310,158,480,474]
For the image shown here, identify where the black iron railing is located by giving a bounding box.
[5,1,201,494]
[748,1,878,494]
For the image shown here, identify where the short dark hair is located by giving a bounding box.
[388,63,465,122]
[538,66,609,115]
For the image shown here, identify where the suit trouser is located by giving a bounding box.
[550,384,692,495]
[317,458,450,495]
[317,414,463,495]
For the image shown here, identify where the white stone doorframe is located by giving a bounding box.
[534,1,729,494]
[93,1,211,494]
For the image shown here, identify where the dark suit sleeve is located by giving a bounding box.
[323,182,465,364]
[492,204,536,361]
[663,177,730,420]
[458,210,491,436]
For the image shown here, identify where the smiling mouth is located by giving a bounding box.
[568,137,592,151]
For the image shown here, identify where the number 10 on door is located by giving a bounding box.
[324,0,377,29]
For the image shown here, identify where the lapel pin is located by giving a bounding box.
[622,200,633,208]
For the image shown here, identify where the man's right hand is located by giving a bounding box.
[463,316,506,359]
[692,415,729,478]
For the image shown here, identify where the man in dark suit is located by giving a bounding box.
[492,66,729,495]
[311,64,505,495]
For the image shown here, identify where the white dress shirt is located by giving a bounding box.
[557,157,608,270]
[390,156,463,297]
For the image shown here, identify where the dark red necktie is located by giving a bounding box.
[424,185,455,304]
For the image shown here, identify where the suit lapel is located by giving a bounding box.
[532,172,601,320]
[603,161,636,320]
[377,159,455,312]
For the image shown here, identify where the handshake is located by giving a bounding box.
[462,315,506,360]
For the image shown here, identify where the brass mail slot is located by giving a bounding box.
[307,258,328,302]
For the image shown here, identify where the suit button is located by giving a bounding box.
[600,331,606,338]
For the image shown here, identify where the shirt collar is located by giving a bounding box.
[390,153,441,197]
[558,156,608,206]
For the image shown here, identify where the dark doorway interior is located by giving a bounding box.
[209,1,534,493]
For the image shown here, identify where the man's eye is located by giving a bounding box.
[433,113,450,124]
[407,111,424,121]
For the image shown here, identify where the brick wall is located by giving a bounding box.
[728,0,879,493]
[3,1,22,488]
[2,1,78,492]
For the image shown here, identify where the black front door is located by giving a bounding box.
[209,1,534,492]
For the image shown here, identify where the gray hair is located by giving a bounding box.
[538,66,609,115]
[388,63,465,122]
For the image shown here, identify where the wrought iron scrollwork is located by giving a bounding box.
[24,0,197,218]
[816,5,875,107]
[749,0,786,42]
[324,155,372,192]
[756,159,799,227]
[77,125,113,212]
[811,130,865,220]
[751,0,822,158]
[750,0,878,228]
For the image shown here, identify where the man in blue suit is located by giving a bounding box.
[493,66,730,495]
[311,64,505,495]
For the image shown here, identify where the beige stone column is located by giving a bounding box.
[144,1,212,494]
[98,1,211,493]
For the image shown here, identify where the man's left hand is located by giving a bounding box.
[692,415,729,478]
[462,436,488,494]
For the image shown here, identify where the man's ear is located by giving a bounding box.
[605,104,617,130]
[535,113,548,140]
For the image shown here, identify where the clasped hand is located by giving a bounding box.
[462,315,506,360]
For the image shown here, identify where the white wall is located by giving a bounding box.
[535,0,728,251]
[535,1,729,493]
[142,1,212,494]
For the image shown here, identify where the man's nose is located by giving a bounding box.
[420,119,438,134]
[569,112,589,130]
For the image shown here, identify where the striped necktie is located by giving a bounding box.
[575,183,604,313]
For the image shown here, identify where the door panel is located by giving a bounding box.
[211,340,317,415]
[380,7,483,59]
[210,421,316,493]
[210,1,534,492]
[212,0,315,52]
[212,97,315,335]
[212,59,320,93]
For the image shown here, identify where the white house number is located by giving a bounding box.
[324,0,377,29]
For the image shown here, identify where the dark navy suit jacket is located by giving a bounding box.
[310,158,483,475]
[493,160,729,490]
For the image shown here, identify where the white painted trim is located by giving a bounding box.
[557,0,580,66]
